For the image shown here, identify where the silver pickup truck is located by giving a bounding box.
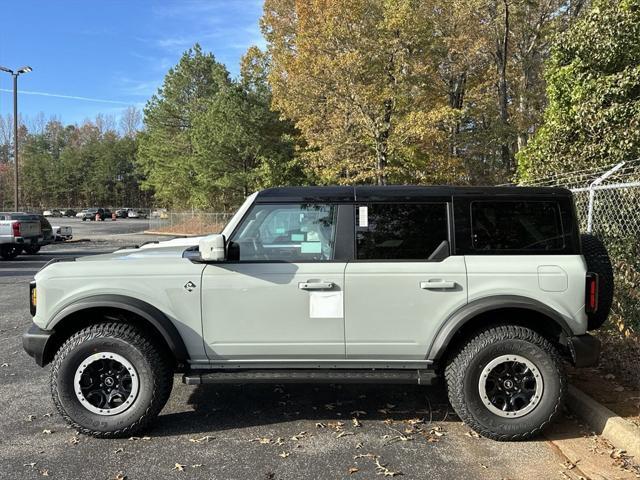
[0,212,43,260]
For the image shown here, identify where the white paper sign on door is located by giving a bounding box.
[358,206,368,227]
[309,291,344,318]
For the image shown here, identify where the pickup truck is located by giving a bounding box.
[0,212,42,260]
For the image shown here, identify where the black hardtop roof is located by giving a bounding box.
[255,185,572,203]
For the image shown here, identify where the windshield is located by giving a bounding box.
[221,192,259,238]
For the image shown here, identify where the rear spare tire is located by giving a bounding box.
[581,234,614,330]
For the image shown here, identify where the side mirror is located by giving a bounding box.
[199,234,226,261]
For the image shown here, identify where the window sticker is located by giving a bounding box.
[309,291,343,318]
[358,206,368,227]
[291,233,305,241]
[276,227,285,234]
[300,241,321,253]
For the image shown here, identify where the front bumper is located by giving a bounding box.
[567,333,601,367]
[22,324,54,367]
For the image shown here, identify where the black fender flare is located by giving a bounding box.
[49,294,189,362]
[426,295,572,361]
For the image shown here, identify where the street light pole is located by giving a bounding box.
[0,65,32,212]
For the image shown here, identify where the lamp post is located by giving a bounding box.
[0,65,32,211]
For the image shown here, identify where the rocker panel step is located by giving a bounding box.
[183,369,438,386]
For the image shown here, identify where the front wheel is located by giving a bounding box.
[50,323,173,437]
[445,325,565,441]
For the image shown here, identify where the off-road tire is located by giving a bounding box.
[445,325,566,441]
[50,322,173,438]
[23,244,41,255]
[581,233,614,330]
[0,245,20,260]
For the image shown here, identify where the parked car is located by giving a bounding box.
[127,209,147,219]
[23,186,613,440]
[76,210,86,218]
[81,208,111,221]
[43,209,62,218]
[115,208,133,218]
[150,208,167,219]
[52,225,73,241]
[0,212,42,259]
[61,209,77,218]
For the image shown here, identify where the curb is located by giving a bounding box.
[143,231,201,237]
[568,385,640,459]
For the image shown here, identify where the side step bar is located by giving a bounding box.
[183,369,438,386]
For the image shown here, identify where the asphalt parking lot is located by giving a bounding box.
[0,222,634,480]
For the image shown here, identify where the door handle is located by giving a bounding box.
[420,280,457,290]
[299,281,334,290]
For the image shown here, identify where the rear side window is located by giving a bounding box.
[356,203,448,260]
[471,201,564,251]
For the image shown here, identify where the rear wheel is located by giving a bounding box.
[445,325,565,441]
[0,245,21,260]
[50,323,173,437]
[23,244,41,255]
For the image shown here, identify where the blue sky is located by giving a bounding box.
[0,0,265,127]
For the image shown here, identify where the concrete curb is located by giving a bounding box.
[143,230,201,237]
[568,385,640,459]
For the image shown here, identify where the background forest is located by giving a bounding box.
[0,0,638,211]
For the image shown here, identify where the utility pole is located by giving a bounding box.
[0,65,32,211]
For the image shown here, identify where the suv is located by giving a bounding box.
[81,208,111,221]
[22,186,612,440]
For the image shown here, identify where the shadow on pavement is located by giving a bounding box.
[151,383,454,437]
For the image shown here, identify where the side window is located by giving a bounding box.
[229,203,337,262]
[471,201,564,251]
[356,203,449,260]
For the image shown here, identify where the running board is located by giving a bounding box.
[183,369,438,386]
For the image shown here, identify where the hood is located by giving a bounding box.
[75,244,192,263]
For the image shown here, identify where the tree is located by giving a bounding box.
[190,47,307,209]
[262,0,449,185]
[136,44,231,208]
[517,0,640,181]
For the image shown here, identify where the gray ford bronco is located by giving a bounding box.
[23,186,612,440]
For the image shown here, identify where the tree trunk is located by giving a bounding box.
[374,99,393,186]
[495,0,512,172]
[448,72,467,156]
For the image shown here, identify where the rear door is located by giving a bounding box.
[344,202,468,360]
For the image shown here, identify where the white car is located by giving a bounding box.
[23,186,612,440]
[52,226,73,241]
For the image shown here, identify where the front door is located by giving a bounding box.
[201,202,346,361]
[344,202,468,360]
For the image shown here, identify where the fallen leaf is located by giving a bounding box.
[68,436,79,445]
[275,437,285,446]
[1,363,9,367]
[114,448,124,454]
[479,463,487,469]
[26,415,36,422]
[189,435,214,443]
[40,469,49,477]
[355,442,364,449]
[191,464,203,468]
[113,472,127,480]
[23,463,36,468]
[279,452,290,458]
[337,431,355,438]
[173,463,186,472]
[315,422,327,428]
[352,418,362,428]
[42,429,53,435]
[374,457,402,477]
[465,431,481,438]
[290,431,307,441]
[348,467,360,474]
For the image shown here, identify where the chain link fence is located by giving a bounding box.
[522,160,640,331]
